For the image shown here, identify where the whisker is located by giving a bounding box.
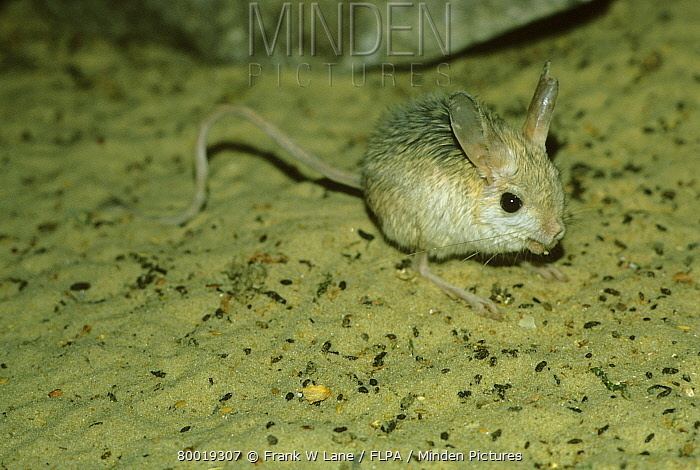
[564,207,595,225]
[461,252,480,262]
[406,230,524,257]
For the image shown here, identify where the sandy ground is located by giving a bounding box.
[0,0,698,468]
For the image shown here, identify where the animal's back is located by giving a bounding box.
[360,94,485,256]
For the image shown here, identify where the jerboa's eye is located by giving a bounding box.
[500,192,522,213]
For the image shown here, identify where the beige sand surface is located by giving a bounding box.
[0,0,698,468]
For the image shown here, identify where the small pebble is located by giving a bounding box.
[70,282,91,291]
[301,384,332,404]
[518,315,536,330]
[672,272,692,283]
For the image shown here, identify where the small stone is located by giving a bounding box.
[301,384,332,404]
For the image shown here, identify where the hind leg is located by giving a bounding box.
[414,252,503,321]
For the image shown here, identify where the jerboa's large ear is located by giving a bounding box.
[522,61,558,148]
[449,93,506,184]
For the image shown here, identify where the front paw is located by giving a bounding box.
[526,263,568,282]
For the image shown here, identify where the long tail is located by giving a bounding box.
[161,105,363,226]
